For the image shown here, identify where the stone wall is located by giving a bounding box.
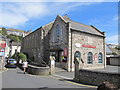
[74,69,120,88]
[110,56,120,66]
[21,28,44,65]
[71,30,105,70]
[49,15,69,71]
[27,64,50,75]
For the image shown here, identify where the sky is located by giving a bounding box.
[0,0,118,44]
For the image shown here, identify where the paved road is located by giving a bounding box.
[1,68,97,89]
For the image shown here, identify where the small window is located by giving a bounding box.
[87,52,93,64]
[98,53,102,63]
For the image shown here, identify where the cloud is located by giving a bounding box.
[0,2,94,28]
[47,2,94,15]
[0,3,48,27]
[106,35,118,44]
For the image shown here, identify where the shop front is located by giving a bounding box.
[49,46,69,72]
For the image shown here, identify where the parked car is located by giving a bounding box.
[6,59,17,68]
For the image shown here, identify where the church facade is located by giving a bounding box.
[21,15,106,71]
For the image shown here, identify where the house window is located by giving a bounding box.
[87,52,93,64]
[98,53,102,63]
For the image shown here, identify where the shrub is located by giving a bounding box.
[18,53,27,61]
[112,52,117,55]
[11,52,19,61]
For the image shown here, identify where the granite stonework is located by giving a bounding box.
[49,16,69,71]
[21,15,106,72]
[74,69,120,88]
[71,31,106,70]
[27,65,50,75]
[21,23,53,65]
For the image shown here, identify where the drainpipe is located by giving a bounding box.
[103,32,106,68]
[67,22,72,72]
[71,29,73,72]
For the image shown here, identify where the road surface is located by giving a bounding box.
[1,68,97,90]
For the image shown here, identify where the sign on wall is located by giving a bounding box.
[75,43,81,48]
[82,44,96,48]
[0,43,6,48]
[0,49,5,56]
[63,48,68,56]
[94,53,98,62]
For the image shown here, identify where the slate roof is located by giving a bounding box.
[62,15,105,37]
[42,22,54,31]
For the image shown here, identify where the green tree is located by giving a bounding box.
[112,52,117,55]
[14,36,20,42]
[0,27,7,36]
[7,35,20,42]
[18,35,23,41]
[115,47,120,50]
[18,53,27,61]
[11,52,19,61]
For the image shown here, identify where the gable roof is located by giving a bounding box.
[61,15,105,37]
[42,22,54,36]
[42,22,54,31]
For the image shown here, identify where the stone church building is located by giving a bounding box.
[21,15,106,72]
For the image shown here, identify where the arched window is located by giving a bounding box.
[87,52,93,64]
[98,53,103,63]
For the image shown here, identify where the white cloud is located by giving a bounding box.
[106,35,118,44]
[47,2,94,15]
[1,12,28,27]
[0,3,48,27]
[0,2,94,28]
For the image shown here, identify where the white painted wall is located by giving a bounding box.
[11,46,21,56]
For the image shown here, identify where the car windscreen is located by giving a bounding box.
[8,59,16,61]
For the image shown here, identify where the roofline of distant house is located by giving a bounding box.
[6,29,26,33]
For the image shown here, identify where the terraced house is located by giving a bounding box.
[21,15,106,72]
[6,28,31,37]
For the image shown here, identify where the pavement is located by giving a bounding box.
[1,65,119,89]
[1,67,97,89]
[54,65,120,79]
[91,65,120,73]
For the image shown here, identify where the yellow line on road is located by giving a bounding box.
[0,68,8,73]
[51,76,97,88]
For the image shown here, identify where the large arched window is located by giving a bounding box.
[87,52,93,64]
[98,53,103,63]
